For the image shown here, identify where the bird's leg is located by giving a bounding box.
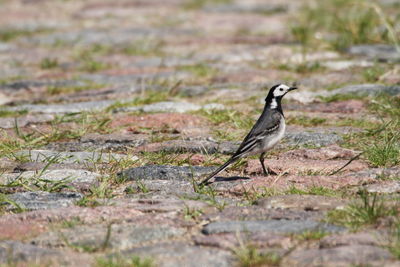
[259,152,268,175]
[259,152,278,176]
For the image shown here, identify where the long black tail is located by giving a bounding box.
[198,157,238,186]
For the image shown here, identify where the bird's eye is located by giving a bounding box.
[280,88,283,91]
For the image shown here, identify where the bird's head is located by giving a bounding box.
[270,84,297,98]
[265,83,297,109]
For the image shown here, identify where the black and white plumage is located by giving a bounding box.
[198,84,297,186]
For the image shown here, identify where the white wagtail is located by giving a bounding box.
[199,84,297,186]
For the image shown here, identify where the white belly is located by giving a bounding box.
[262,117,286,151]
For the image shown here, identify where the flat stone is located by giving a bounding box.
[137,139,238,155]
[16,150,137,164]
[193,232,292,250]
[81,71,189,85]
[202,220,345,235]
[363,181,400,194]
[1,169,100,190]
[44,133,148,152]
[117,243,234,267]
[14,162,85,172]
[204,2,287,14]
[0,79,88,93]
[347,44,400,62]
[285,90,323,104]
[284,131,343,147]
[0,114,55,129]
[0,206,143,240]
[138,101,202,113]
[0,42,13,52]
[5,100,115,114]
[344,167,400,179]
[3,191,82,211]
[111,198,210,213]
[119,165,215,181]
[282,245,394,267]
[125,179,193,196]
[288,100,365,114]
[257,195,348,211]
[246,157,367,176]
[115,101,225,113]
[109,113,207,135]
[329,84,400,97]
[0,240,91,266]
[322,60,373,70]
[320,232,384,248]
[178,85,209,97]
[31,223,185,251]
[282,145,357,160]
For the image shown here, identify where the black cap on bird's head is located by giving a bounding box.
[265,83,297,102]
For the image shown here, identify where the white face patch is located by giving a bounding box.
[272,84,291,97]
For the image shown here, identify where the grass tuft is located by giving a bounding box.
[95,255,154,267]
[291,0,400,51]
[233,244,281,267]
[326,190,398,230]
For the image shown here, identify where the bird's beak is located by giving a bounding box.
[289,86,297,91]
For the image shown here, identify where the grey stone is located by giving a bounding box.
[115,101,225,114]
[178,85,209,97]
[363,181,400,194]
[283,245,394,267]
[202,220,345,235]
[0,79,88,93]
[3,191,82,211]
[80,71,189,85]
[203,205,323,222]
[125,179,193,196]
[16,150,137,164]
[0,114,54,129]
[202,103,226,110]
[285,90,326,104]
[257,195,348,211]
[284,132,343,147]
[1,169,100,190]
[205,3,287,14]
[81,133,148,147]
[140,101,202,113]
[5,100,115,114]
[0,240,90,265]
[141,139,237,154]
[118,243,234,267]
[119,165,215,181]
[345,167,400,179]
[14,162,85,172]
[322,60,373,70]
[44,134,148,152]
[347,44,400,62]
[27,28,195,46]
[31,224,185,251]
[320,232,384,248]
[0,42,13,52]
[329,84,400,97]
[111,197,210,213]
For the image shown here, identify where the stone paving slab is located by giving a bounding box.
[0,0,399,266]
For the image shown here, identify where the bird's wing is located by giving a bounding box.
[233,110,282,157]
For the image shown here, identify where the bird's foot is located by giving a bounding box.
[263,167,278,176]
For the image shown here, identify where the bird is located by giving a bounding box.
[198,84,297,186]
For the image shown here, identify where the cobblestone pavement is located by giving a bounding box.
[0,0,399,266]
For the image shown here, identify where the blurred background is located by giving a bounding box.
[0,1,400,266]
